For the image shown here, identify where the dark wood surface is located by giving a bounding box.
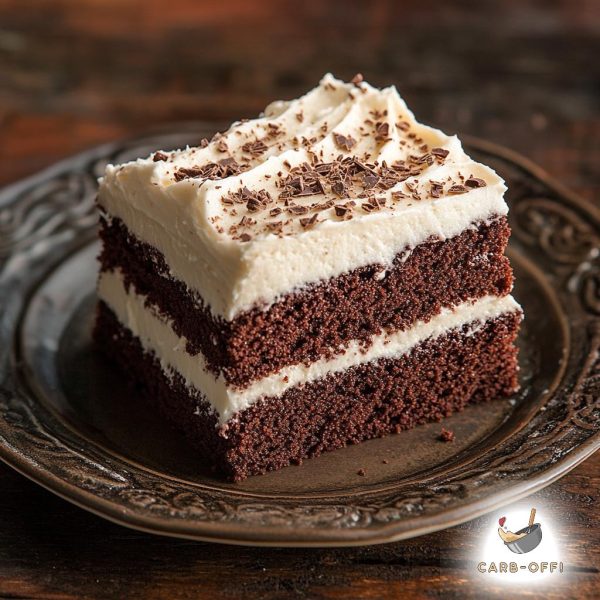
[0,1,598,598]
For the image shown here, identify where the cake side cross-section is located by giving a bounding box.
[94,73,522,480]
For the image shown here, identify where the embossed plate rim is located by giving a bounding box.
[1,435,596,547]
[0,126,598,546]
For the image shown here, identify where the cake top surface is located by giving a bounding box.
[103,73,504,245]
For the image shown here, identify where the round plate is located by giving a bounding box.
[0,126,598,546]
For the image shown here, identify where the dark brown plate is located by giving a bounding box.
[0,126,598,546]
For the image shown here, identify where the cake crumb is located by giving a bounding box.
[439,428,455,442]
[382,459,389,464]
[357,468,366,476]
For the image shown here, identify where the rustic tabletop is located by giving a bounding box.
[0,1,598,598]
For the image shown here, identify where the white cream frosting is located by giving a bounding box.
[98,74,508,320]
[98,269,521,426]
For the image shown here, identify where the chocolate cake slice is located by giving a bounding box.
[94,74,522,481]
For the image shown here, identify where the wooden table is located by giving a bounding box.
[0,1,598,598]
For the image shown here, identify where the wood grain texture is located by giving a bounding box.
[0,0,598,598]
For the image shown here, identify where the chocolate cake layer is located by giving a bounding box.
[94,301,521,481]
[99,215,514,387]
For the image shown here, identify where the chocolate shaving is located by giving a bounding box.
[287,205,309,215]
[219,157,240,170]
[152,151,168,162]
[448,184,468,194]
[224,186,272,212]
[351,73,364,85]
[331,180,347,197]
[409,152,433,166]
[174,157,245,182]
[429,181,444,198]
[265,221,283,234]
[333,132,357,152]
[465,177,487,188]
[241,139,268,156]
[266,123,282,138]
[279,164,326,200]
[431,147,449,160]
[314,199,335,211]
[351,158,377,176]
[375,122,390,141]
[174,168,203,182]
[238,216,252,227]
[246,198,262,212]
[361,202,379,213]
[363,173,379,189]
[334,202,355,220]
[299,213,319,228]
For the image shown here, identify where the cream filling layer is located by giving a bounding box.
[98,269,521,426]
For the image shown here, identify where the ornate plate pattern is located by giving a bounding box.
[0,126,598,546]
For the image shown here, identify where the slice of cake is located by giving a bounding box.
[94,74,522,481]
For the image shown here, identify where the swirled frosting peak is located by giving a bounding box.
[147,74,497,241]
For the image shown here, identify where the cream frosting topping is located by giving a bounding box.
[99,74,508,319]
[98,269,521,426]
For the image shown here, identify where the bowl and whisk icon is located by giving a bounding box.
[497,508,543,554]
